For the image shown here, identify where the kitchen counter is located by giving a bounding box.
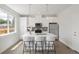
[22,32,57,41]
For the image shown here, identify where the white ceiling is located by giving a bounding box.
[6,4,71,15]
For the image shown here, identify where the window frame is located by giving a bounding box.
[0,8,16,36]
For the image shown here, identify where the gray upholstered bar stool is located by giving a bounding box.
[45,36,55,54]
[35,36,46,54]
[23,36,35,54]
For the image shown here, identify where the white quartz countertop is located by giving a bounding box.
[22,32,57,41]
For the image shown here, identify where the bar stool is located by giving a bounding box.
[35,36,46,54]
[23,36,35,54]
[45,37,56,54]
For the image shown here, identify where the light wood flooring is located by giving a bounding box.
[2,40,78,54]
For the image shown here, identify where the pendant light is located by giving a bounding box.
[27,4,31,31]
[27,4,34,32]
[42,4,57,17]
[42,4,48,18]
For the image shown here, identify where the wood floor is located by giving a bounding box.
[2,40,78,54]
[54,41,77,54]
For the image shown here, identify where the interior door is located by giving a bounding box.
[49,23,59,39]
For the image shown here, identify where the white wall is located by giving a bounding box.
[0,5,20,53]
[58,5,79,52]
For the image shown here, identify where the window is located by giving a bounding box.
[0,9,15,36]
[8,15,15,32]
[0,10,8,35]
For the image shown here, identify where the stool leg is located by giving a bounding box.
[23,44,24,54]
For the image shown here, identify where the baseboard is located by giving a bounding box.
[59,40,72,49]
[59,39,79,54]
[72,50,79,54]
[1,40,21,54]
